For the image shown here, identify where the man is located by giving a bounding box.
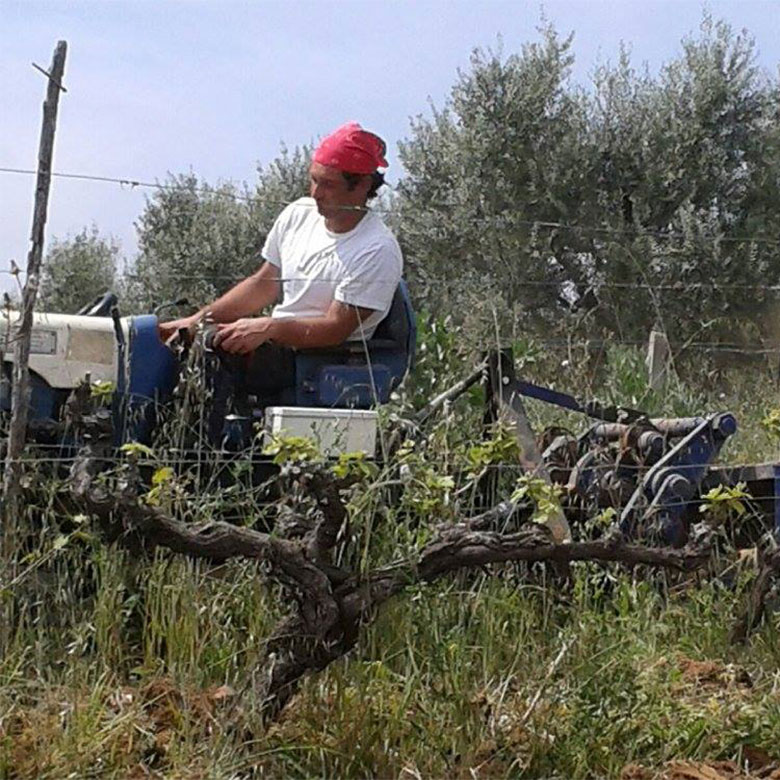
[159,122,403,373]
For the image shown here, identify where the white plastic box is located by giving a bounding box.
[264,406,378,457]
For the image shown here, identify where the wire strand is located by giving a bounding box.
[5,265,780,295]
[4,164,780,245]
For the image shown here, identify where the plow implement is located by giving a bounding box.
[481,349,773,547]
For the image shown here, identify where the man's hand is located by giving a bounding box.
[213,317,276,354]
[158,314,199,344]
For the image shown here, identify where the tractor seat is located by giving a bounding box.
[293,281,416,408]
[301,283,412,355]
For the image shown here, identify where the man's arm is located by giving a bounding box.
[158,262,282,341]
[197,261,282,323]
[214,300,374,354]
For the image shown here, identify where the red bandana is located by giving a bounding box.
[313,121,388,174]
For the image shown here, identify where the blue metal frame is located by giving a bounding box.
[619,413,737,544]
[0,368,60,420]
[115,315,177,443]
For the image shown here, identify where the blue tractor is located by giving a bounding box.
[0,282,417,455]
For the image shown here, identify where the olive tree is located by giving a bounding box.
[397,15,780,344]
[39,226,119,313]
[397,26,594,337]
[127,146,311,314]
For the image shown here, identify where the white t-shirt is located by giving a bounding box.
[261,197,403,341]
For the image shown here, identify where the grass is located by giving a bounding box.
[4,562,780,778]
[3,338,780,778]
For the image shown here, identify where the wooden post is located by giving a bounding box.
[1,41,68,543]
[646,328,670,392]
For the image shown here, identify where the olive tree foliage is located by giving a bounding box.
[397,27,593,338]
[589,15,780,339]
[125,146,311,314]
[39,226,119,313]
[397,16,780,344]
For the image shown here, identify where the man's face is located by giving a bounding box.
[309,162,369,219]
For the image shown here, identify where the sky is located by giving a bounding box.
[2,0,780,298]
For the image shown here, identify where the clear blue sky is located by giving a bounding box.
[2,0,780,296]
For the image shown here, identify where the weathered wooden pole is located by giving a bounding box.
[1,41,68,544]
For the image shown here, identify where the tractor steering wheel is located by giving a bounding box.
[75,292,118,317]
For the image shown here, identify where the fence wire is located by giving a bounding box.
[4,164,780,245]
